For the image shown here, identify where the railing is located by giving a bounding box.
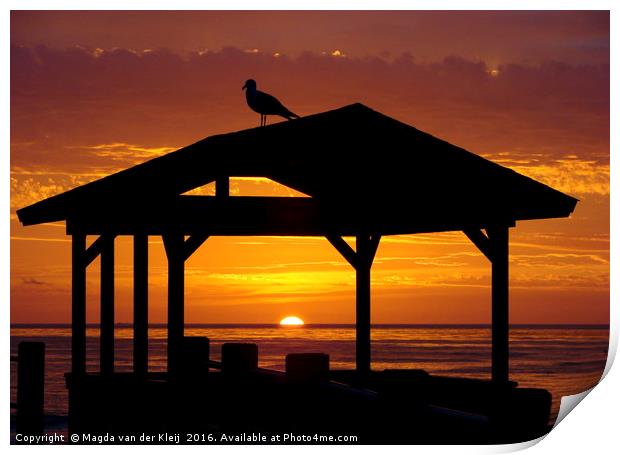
[12,341,45,435]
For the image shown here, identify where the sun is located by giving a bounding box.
[279,316,304,326]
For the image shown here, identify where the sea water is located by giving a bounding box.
[10,324,609,426]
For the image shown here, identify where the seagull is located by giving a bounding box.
[242,79,300,126]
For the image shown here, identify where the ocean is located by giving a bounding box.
[10,324,609,426]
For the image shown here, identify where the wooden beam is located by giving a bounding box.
[463,229,493,261]
[164,233,185,375]
[326,235,357,268]
[488,225,510,385]
[84,234,118,266]
[84,235,104,266]
[71,233,86,375]
[133,233,148,377]
[66,196,523,237]
[183,233,209,261]
[100,234,115,375]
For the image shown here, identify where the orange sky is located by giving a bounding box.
[10,11,609,324]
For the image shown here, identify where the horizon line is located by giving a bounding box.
[10,322,610,329]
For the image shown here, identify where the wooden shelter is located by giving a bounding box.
[17,103,577,386]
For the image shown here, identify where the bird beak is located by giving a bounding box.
[242,84,246,90]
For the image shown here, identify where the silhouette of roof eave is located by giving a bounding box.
[16,103,579,231]
[16,105,354,226]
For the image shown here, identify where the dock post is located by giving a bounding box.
[133,233,149,377]
[221,343,258,375]
[489,225,509,385]
[356,235,372,375]
[100,234,115,375]
[181,337,210,376]
[71,233,86,376]
[16,342,45,435]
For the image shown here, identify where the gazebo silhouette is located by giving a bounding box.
[17,104,577,435]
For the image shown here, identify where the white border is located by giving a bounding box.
[4,2,616,453]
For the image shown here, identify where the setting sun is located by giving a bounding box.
[279,316,304,326]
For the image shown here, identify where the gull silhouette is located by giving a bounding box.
[242,79,300,126]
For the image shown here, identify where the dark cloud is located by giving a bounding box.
[21,277,48,286]
[10,11,609,65]
[11,45,609,167]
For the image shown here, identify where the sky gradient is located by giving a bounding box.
[10,11,609,324]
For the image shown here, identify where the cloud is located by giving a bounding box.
[11,11,609,66]
[10,45,608,136]
[511,252,608,267]
[10,174,99,212]
[82,143,177,162]
[484,154,609,196]
[375,252,481,268]
[21,278,49,286]
[10,236,70,243]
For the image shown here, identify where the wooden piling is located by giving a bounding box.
[181,336,210,376]
[16,342,45,435]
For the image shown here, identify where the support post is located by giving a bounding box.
[100,234,115,375]
[326,234,380,376]
[71,233,86,376]
[133,233,149,377]
[164,233,185,376]
[489,225,510,385]
[356,234,372,375]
